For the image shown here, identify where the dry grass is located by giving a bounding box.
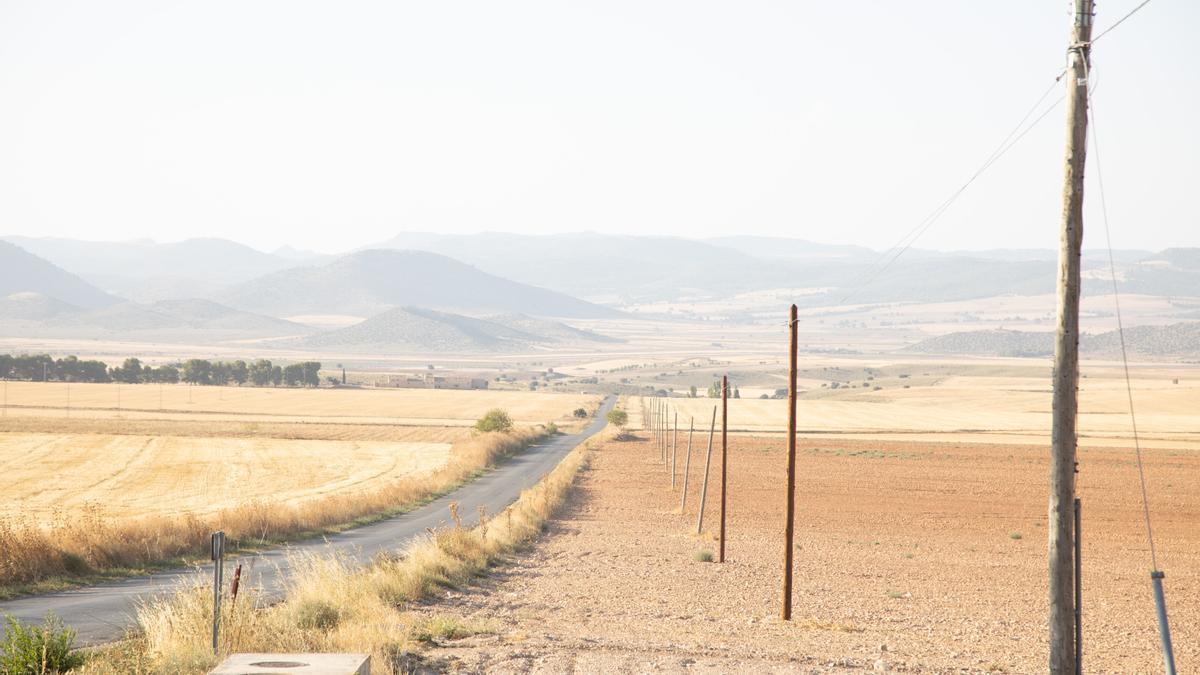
[0,429,542,593]
[80,429,603,674]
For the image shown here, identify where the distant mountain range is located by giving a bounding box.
[908,322,1200,360]
[216,249,616,319]
[0,236,324,303]
[0,241,119,309]
[300,307,618,352]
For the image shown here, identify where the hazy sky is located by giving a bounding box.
[1,1,1195,254]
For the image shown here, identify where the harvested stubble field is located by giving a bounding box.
[409,431,1199,672]
[0,385,597,592]
[641,371,1200,448]
[0,381,598,427]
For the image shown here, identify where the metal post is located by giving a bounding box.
[680,417,694,512]
[1074,498,1082,674]
[1151,571,1177,675]
[696,406,717,534]
[211,531,225,653]
[719,375,728,563]
[783,304,798,620]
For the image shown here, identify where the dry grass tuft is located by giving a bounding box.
[1,429,542,593]
[81,429,605,674]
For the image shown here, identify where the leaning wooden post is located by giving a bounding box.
[783,303,798,620]
[680,417,695,512]
[719,375,728,562]
[671,411,679,489]
[695,406,717,534]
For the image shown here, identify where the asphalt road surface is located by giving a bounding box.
[0,395,615,645]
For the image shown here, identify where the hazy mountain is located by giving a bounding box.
[907,321,1200,360]
[706,236,874,261]
[217,249,616,318]
[0,292,81,320]
[484,313,619,343]
[0,236,303,302]
[365,231,797,302]
[0,241,120,309]
[302,306,611,352]
[0,296,309,342]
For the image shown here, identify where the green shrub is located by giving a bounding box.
[293,598,340,631]
[693,550,714,563]
[1,614,84,674]
[545,422,560,435]
[605,409,628,428]
[572,408,588,419]
[474,409,513,433]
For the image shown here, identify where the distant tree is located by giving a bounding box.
[475,409,513,433]
[572,407,588,419]
[270,365,283,386]
[0,354,12,379]
[110,357,143,384]
[249,359,274,387]
[150,365,180,384]
[182,359,212,385]
[733,387,740,399]
[210,361,232,386]
[282,363,304,387]
[231,360,248,386]
[300,362,322,387]
[689,385,697,398]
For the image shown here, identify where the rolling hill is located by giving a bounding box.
[0,241,119,309]
[0,236,311,302]
[907,322,1200,360]
[301,307,615,352]
[217,249,616,318]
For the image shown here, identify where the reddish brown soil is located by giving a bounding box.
[412,434,1199,673]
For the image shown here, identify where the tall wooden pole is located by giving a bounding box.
[719,375,728,563]
[783,304,798,620]
[671,411,678,489]
[681,417,695,512]
[1050,1,1093,672]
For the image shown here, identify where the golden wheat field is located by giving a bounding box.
[0,381,599,427]
[0,384,598,524]
[640,367,1200,449]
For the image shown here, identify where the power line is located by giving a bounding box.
[1091,0,1155,45]
[1084,60,1160,571]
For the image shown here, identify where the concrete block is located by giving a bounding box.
[210,653,370,675]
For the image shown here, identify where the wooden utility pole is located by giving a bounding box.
[1050,1,1093,672]
[719,375,728,563]
[783,304,798,620]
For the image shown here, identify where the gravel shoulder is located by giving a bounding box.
[409,433,1199,673]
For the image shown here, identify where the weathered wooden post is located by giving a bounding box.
[671,411,678,489]
[719,375,728,563]
[783,304,798,620]
[211,531,226,653]
[695,406,717,534]
[680,417,694,512]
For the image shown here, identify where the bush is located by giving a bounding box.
[545,422,559,435]
[1,614,84,674]
[293,598,340,631]
[693,550,714,563]
[605,409,628,428]
[572,408,588,419]
[474,409,513,433]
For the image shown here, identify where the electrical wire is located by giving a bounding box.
[1082,57,1161,571]
[1091,0,1155,45]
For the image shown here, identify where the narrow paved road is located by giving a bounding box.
[0,396,615,645]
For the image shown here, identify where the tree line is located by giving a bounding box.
[0,354,323,387]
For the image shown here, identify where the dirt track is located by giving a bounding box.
[411,433,1198,673]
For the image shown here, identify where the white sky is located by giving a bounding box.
[0,1,1195,254]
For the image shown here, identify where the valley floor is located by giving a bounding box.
[405,433,1199,673]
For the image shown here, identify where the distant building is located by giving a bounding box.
[380,373,488,390]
